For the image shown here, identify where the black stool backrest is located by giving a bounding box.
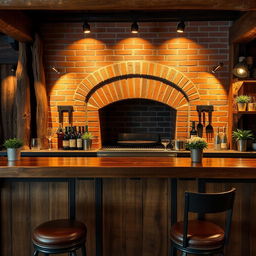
[182,188,236,248]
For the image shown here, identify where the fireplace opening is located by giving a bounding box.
[99,98,176,147]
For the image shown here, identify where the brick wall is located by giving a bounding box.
[40,21,231,149]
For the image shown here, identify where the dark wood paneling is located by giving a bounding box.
[0,64,17,142]
[0,180,69,256]
[31,34,48,149]
[230,11,256,43]
[0,0,255,10]
[15,42,31,148]
[0,11,33,42]
[0,178,256,256]
[142,179,168,256]
[76,179,96,256]
[103,178,143,256]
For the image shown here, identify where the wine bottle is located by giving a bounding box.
[214,127,221,150]
[69,126,77,150]
[220,126,228,150]
[190,121,197,138]
[76,126,83,150]
[56,124,64,150]
[62,127,70,150]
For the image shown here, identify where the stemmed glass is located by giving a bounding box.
[161,138,170,151]
[46,127,55,150]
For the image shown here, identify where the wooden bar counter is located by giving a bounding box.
[0,156,256,256]
[0,156,255,178]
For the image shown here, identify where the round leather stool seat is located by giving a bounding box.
[170,220,225,250]
[32,219,87,250]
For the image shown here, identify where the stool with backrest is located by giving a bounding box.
[170,188,236,256]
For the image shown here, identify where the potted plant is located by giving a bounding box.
[235,95,251,111]
[186,136,208,163]
[3,138,23,161]
[81,132,93,150]
[232,129,254,152]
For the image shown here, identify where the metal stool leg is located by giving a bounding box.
[33,251,39,256]
[81,245,86,256]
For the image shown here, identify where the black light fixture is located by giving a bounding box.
[211,62,224,73]
[232,56,249,78]
[177,21,185,33]
[131,21,139,34]
[83,21,91,34]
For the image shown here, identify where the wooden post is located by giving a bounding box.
[16,42,31,149]
[32,34,48,149]
[0,64,17,142]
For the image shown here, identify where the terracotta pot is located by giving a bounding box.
[237,102,247,111]
[190,149,203,163]
[248,103,254,111]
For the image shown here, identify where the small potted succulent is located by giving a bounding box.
[3,138,23,161]
[232,129,254,152]
[186,136,208,163]
[81,132,93,150]
[235,95,251,111]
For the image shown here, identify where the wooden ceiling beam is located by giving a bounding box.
[0,0,255,11]
[230,11,256,43]
[0,11,33,42]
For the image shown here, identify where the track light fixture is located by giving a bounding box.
[131,21,139,34]
[211,62,224,73]
[177,21,185,33]
[83,21,91,34]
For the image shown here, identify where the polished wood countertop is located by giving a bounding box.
[0,156,255,178]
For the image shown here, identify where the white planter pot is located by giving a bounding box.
[7,148,21,161]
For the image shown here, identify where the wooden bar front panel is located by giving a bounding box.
[0,178,256,256]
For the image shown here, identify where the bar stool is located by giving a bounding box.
[32,219,87,256]
[170,188,236,256]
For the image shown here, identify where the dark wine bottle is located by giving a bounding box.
[69,126,77,150]
[56,124,64,150]
[62,127,70,150]
[190,121,197,138]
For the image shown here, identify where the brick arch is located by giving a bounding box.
[73,61,199,148]
[74,61,200,104]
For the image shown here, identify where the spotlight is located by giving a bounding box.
[83,21,91,34]
[177,21,185,33]
[131,21,139,34]
[232,57,249,78]
[211,62,224,73]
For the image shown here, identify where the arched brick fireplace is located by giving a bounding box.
[74,61,199,149]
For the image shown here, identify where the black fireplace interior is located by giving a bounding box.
[99,98,176,147]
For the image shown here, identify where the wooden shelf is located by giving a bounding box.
[235,111,256,115]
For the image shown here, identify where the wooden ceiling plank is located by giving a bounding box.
[0,0,255,11]
[0,11,33,42]
[230,11,256,43]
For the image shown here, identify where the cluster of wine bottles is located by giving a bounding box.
[57,126,86,150]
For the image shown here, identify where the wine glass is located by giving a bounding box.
[46,127,55,150]
[161,138,170,151]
